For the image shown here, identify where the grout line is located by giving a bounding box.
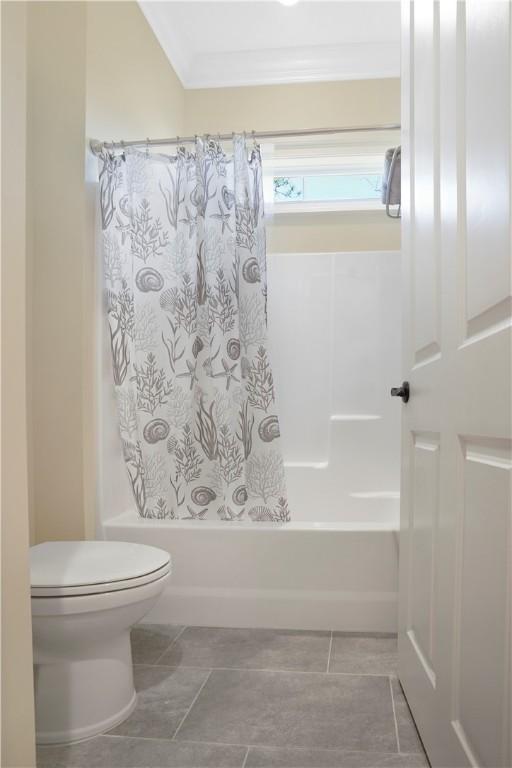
[389,675,401,753]
[171,670,212,741]
[241,745,250,768]
[133,662,391,679]
[152,625,187,666]
[100,734,408,758]
[326,630,333,672]
[103,733,246,748]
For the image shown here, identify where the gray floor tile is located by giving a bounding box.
[108,665,210,739]
[329,634,398,676]
[246,746,429,767]
[159,627,331,672]
[176,669,398,753]
[37,735,246,767]
[391,678,424,754]
[131,624,184,665]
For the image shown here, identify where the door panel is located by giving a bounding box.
[412,1,440,364]
[465,2,510,330]
[453,439,511,768]
[399,2,512,766]
[409,433,439,683]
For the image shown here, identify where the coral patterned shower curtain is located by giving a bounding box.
[99,135,290,522]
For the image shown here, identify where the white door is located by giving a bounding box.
[398,2,512,767]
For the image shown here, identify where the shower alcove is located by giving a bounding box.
[99,250,401,632]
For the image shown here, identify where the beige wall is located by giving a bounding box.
[186,78,401,253]
[267,210,399,253]
[28,1,185,544]
[86,2,185,140]
[1,3,37,766]
[185,78,400,135]
[27,1,89,544]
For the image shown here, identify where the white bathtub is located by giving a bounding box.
[99,250,401,632]
[103,513,399,632]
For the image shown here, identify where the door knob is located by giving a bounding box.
[391,381,409,403]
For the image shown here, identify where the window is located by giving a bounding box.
[261,142,389,214]
[273,173,382,203]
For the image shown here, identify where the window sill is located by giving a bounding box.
[272,199,383,214]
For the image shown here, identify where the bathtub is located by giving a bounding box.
[99,250,401,632]
[103,513,399,632]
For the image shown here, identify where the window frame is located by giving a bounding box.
[273,197,383,214]
[266,152,385,215]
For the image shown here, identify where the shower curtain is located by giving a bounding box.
[99,135,290,522]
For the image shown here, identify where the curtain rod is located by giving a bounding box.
[89,123,401,155]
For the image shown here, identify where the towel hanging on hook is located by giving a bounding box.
[382,146,401,219]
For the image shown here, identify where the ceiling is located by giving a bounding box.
[139,1,401,89]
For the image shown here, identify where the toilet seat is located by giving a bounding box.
[31,562,170,597]
[30,540,171,598]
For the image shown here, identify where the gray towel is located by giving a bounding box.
[382,146,401,205]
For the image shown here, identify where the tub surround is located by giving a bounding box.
[268,250,401,523]
[99,251,401,528]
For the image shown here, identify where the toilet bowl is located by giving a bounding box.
[30,540,171,745]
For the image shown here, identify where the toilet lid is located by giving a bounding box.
[30,541,171,595]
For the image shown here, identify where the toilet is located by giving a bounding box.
[30,540,171,745]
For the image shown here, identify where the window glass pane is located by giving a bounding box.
[273,176,304,201]
[303,174,382,201]
[272,173,383,203]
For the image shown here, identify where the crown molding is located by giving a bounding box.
[184,43,400,89]
[140,2,400,90]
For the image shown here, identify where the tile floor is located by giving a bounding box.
[37,626,428,768]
